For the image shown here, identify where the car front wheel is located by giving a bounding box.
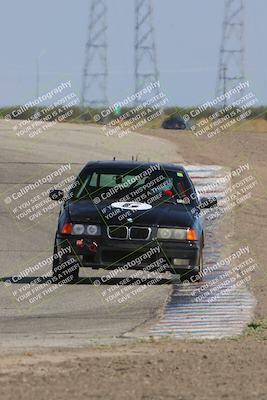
[52,240,79,283]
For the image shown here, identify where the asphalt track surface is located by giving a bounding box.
[0,120,180,352]
[0,121,255,352]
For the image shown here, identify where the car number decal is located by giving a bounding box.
[110,201,152,211]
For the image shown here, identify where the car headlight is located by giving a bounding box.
[72,224,85,235]
[86,224,101,236]
[157,228,188,240]
[67,224,101,236]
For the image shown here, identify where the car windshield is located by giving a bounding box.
[70,166,195,205]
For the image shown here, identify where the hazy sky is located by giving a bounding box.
[1,0,266,107]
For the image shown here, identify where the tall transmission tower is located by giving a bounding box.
[81,0,108,108]
[216,0,245,106]
[134,0,159,105]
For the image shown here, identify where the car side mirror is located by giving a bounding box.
[199,196,217,209]
[49,189,64,201]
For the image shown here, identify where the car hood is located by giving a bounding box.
[67,200,195,228]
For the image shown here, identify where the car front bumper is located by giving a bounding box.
[56,234,201,274]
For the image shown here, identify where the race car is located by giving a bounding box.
[49,160,217,282]
[161,115,187,130]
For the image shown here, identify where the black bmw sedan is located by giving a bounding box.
[49,160,217,282]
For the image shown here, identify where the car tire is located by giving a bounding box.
[52,240,79,283]
[179,246,203,283]
[188,247,204,282]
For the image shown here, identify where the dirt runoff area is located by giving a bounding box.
[1,124,267,400]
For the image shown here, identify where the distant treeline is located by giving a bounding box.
[1,105,267,124]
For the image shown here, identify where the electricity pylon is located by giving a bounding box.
[134,0,159,105]
[216,0,245,106]
[81,0,108,107]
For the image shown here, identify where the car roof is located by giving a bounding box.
[84,160,187,172]
[166,115,184,122]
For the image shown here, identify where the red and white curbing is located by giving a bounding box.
[149,165,256,339]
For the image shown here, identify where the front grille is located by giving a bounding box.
[107,226,128,239]
[129,227,150,240]
[107,226,151,240]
